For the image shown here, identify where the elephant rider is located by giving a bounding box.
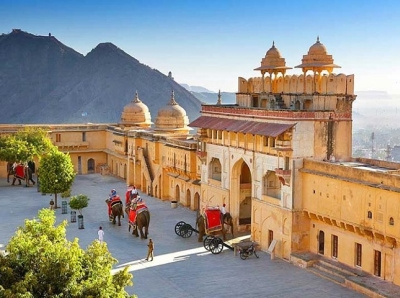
[131,195,143,210]
[125,185,133,206]
[130,186,139,201]
[107,189,121,219]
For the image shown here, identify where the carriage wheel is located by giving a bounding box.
[175,221,186,236]
[181,224,193,238]
[203,235,214,251]
[210,237,224,254]
[240,251,249,260]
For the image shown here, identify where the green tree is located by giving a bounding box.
[0,209,135,297]
[69,194,89,215]
[39,148,76,208]
[0,127,54,163]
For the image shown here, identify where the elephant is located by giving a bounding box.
[126,203,150,239]
[106,198,124,226]
[196,212,234,242]
[8,163,35,187]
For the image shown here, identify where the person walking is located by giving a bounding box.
[98,226,104,243]
[145,238,154,261]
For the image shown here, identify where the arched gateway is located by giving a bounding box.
[231,159,252,231]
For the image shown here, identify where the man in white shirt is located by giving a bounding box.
[98,226,104,243]
[220,204,226,215]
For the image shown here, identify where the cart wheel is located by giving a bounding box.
[175,221,186,236]
[203,235,214,251]
[210,237,224,254]
[181,223,193,238]
[240,251,248,260]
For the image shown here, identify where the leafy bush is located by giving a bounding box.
[0,209,135,297]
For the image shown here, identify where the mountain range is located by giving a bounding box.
[1,29,398,131]
[0,29,203,124]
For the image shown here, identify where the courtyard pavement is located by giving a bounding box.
[0,174,367,297]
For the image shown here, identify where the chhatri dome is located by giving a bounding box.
[154,90,190,134]
[254,41,292,73]
[120,91,152,128]
[295,37,341,73]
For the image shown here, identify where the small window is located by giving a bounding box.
[82,132,86,142]
[56,133,61,142]
[332,235,338,259]
[367,211,372,219]
[389,217,394,226]
[355,243,362,267]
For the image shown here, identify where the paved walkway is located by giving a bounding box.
[0,174,367,297]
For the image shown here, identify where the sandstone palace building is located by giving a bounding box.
[1,38,400,287]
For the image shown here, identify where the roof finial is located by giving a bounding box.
[317,36,320,43]
[217,89,222,105]
[272,40,275,48]
[169,90,178,105]
[134,90,141,103]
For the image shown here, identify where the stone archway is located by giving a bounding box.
[194,192,200,211]
[87,158,95,173]
[231,159,252,230]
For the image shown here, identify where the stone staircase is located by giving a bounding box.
[308,258,361,286]
[291,252,400,298]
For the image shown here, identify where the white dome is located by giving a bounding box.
[155,91,190,133]
[120,91,152,127]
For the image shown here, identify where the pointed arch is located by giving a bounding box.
[231,158,252,227]
[87,158,95,173]
[209,157,222,181]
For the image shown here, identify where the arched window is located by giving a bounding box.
[389,217,394,226]
[209,158,222,181]
[367,211,372,219]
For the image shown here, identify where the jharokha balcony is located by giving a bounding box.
[275,168,291,185]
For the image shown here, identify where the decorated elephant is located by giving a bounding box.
[106,198,124,226]
[196,212,234,242]
[126,203,150,239]
[7,162,35,187]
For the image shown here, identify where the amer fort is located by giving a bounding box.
[1,38,400,295]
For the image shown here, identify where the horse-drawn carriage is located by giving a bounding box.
[174,207,234,254]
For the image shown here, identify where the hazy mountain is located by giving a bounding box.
[180,83,214,93]
[0,29,202,124]
[190,91,236,104]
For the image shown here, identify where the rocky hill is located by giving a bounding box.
[0,29,202,124]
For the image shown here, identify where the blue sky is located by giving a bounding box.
[2,0,400,94]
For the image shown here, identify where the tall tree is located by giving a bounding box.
[39,147,76,208]
[0,127,54,162]
[0,209,135,297]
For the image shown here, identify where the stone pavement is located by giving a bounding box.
[0,174,368,297]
